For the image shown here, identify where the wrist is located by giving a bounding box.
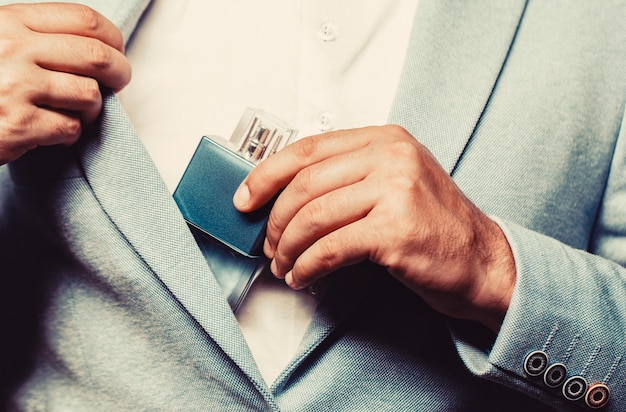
[468,218,516,332]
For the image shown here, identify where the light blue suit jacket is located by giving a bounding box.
[1,1,625,410]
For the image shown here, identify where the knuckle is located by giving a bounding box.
[87,40,112,71]
[292,167,315,196]
[66,118,82,138]
[2,108,34,136]
[316,237,338,272]
[76,5,102,33]
[294,137,318,161]
[300,200,324,230]
[0,113,36,156]
[0,71,21,96]
[382,123,410,138]
[0,36,18,59]
[385,138,420,159]
[79,77,101,102]
[266,211,284,238]
[274,239,292,265]
[385,172,419,205]
[248,164,271,188]
[387,139,425,171]
[75,5,124,52]
[57,116,82,141]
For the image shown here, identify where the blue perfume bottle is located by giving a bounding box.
[173,108,297,310]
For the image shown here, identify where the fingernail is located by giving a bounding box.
[270,259,281,278]
[233,183,250,209]
[285,271,304,290]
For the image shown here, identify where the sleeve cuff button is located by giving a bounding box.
[563,376,588,401]
[544,363,567,388]
[524,350,548,376]
[585,383,610,409]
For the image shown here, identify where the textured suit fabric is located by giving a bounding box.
[1,0,625,410]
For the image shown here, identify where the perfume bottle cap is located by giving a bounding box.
[229,107,297,164]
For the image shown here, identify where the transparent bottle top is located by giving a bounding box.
[229,108,298,165]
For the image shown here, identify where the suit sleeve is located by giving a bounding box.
[451,110,626,410]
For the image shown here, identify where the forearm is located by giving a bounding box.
[452,218,626,410]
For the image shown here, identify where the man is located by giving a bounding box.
[1,0,625,410]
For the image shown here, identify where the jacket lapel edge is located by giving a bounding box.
[389,0,529,174]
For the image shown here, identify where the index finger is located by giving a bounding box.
[7,2,125,52]
[234,126,405,212]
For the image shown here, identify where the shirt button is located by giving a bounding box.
[317,21,338,42]
[315,111,335,131]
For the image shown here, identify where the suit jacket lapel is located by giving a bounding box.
[79,92,268,392]
[389,0,528,174]
[75,0,270,395]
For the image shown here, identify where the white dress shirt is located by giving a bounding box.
[118,0,418,385]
